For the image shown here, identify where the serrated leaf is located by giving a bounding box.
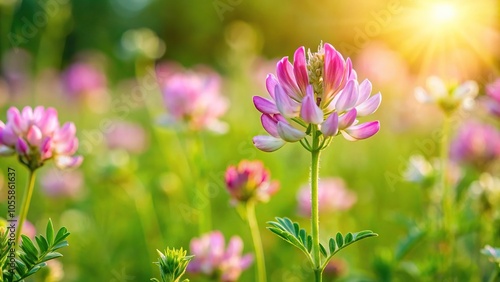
[46,219,54,245]
[345,233,353,244]
[319,243,327,257]
[336,232,344,248]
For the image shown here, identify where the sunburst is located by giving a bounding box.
[388,0,499,80]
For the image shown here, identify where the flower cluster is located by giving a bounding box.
[0,106,82,170]
[159,67,229,133]
[225,160,279,204]
[450,121,500,169]
[485,79,500,118]
[252,43,381,152]
[187,231,253,282]
[62,62,107,98]
[414,76,478,115]
[296,178,357,216]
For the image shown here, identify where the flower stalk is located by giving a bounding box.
[310,126,322,280]
[246,202,267,282]
[14,169,36,247]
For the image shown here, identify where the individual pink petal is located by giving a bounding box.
[55,122,77,142]
[40,137,53,160]
[16,137,29,156]
[300,86,323,124]
[7,107,26,133]
[253,135,286,152]
[346,58,356,81]
[277,121,306,142]
[321,112,339,137]
[261,114,279,138]
[21,106,33,121]
[239,254,254,269]
[335,79,358,112]
[55,138,78,155]
[253,96,279,114]
[338,108,357,130]
[26,125,42,146]
[33,106,45,123]
[225,236,243,258]
[293,47,309,94]
[356,93,381,116]
[265,74,279,99]
[0,126,18,146]
[356,79,372,106]
[323,44,346,101]
[342,121,380,141]
[275,84,299,118]
[54,155,83,169]
[276,57,302,101]
[38,108,59,135]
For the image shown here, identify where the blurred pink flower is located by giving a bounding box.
[62,62,107,98]
[253,43,381,152]
[12,219,36,239]
[187,231,253,282]
[105,121,148,154]
[297,178,357,216]
[41,168,84,198]
[355,42,410,88]
[0,106,83,170]
[225,160,279,204]
[323,259,347,279]
[158,66,229,133]
[485,79,500,117]
[450,121,500,169]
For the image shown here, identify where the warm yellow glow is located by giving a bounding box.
[389,0,499,79]
[430,2,457,24]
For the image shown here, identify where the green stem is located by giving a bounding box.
[440,115,454,276]
[246,202,266,282]
[487,268,499,282]
[311,125,322,282]
[193,133,211,235]
[15,170,37,247]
